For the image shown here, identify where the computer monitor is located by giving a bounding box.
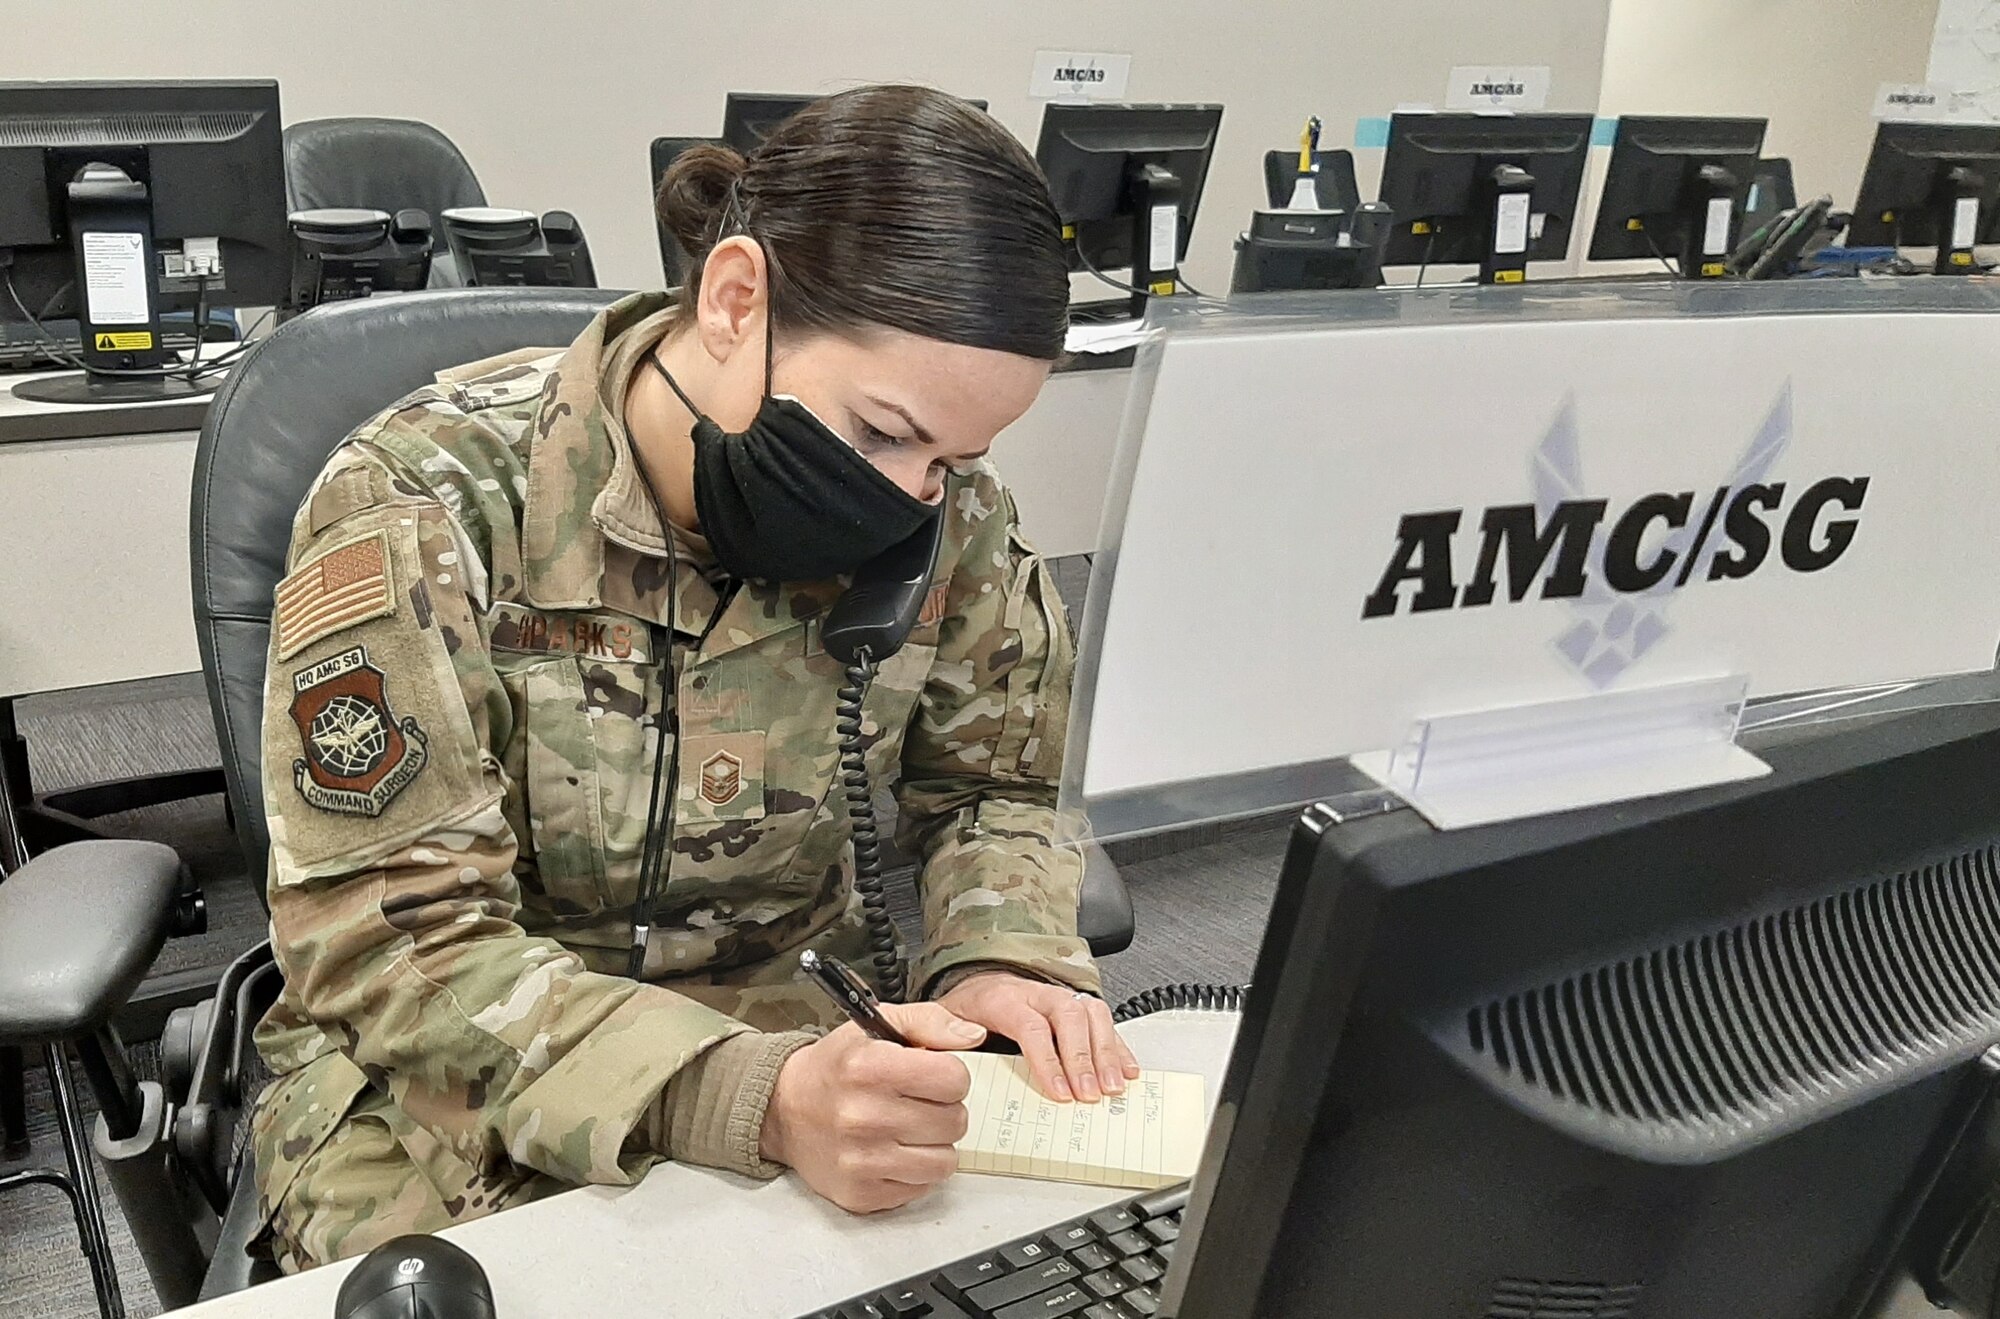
[721,91,990,153]
[1376,112,1594,284]
[1167,699,2000,1318]
[1848,121,2000,274]
[0,79,287,403]
[1588,115,1768,278]
[1035,102,1225,317]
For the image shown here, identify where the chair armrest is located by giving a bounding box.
[1079,843,1136,957]
[0,840,183,1043]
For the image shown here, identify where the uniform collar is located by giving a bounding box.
[517,291,848,652]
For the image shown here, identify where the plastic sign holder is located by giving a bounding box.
[1351,674,1765,829]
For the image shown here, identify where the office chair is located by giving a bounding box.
[1262,147,1362,212]
[25,287,1132,1304]
[649,136,722,287]
[283,119,489,288]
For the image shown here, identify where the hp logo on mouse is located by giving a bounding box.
[397,1258,426,1278]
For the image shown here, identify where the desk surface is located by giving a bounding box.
[179,1010,1239,1319]
[0,358,215,445]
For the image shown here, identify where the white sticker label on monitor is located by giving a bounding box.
[80,231,150,326]
[1494,193,1531,255]
[1445,65,1551,112]
[1704,198,1734,256]
[1030,50,1132,101]
[1954,195,1981,250]
[1149,203,1179,274]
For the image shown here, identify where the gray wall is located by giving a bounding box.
[4,0,1614,293]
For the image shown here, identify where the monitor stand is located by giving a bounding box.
[12,371,217,405]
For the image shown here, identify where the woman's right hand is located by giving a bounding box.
[760,1002,985,1213]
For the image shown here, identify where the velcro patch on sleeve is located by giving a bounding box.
[275,530,396,660]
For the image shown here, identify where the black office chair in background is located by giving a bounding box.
[0,287,1134,1309]
[650,135,721,287]
[1262,147,1361,211]
[283,117,488,223]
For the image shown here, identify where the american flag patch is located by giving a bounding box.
[275,530,396,660]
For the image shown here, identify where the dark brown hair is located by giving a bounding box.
[657,85,1069,360]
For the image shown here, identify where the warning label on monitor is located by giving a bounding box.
[93,331,154,352]
[80,231,150,326]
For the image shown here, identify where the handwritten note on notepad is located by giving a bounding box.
[954,1053,1207,1190]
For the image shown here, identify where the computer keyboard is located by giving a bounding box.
[799,1181,1187,1319]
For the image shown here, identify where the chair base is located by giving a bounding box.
[0,1044,127,1319]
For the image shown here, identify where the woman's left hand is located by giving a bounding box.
[935,971,1142,1103]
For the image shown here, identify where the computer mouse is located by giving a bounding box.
[333,1234,496,1319]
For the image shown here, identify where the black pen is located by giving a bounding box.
[800,950,911,1046]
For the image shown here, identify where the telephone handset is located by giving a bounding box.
[626,513,945,995]
[824,511,947,1002]
[822,510,946,668]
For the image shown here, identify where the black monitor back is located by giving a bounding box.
[1035,102,1224,272]
[1169,701,2000,1319]
[1376,112,1593,267]
[1588,115,1768,261]
[1848,121,2000,247]
[0,79,287,318]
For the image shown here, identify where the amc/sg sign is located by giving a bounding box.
[1361,477,1870,618]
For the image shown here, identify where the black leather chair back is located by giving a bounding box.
[190,289,626,882]
[649,136,720,288]
[1262,148,1361,212]
[283,117,489,218]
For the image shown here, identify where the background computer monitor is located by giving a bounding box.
[1376,112,1593,281]
[1848,121,2000,270]
[1166,700,2000,1318]
[1588,115,1768,276]
[0,79,287,400]
[720,91,990,153]
[1035,102,1224,311]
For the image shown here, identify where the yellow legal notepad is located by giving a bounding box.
[954,1053,1207,1190]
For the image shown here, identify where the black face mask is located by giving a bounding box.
[645,346,935,583]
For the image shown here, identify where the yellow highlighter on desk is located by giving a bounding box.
[953,1053,1207,1191]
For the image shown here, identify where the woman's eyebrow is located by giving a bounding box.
[862,393,938,447]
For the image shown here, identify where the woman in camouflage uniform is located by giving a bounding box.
[249,85,1138,1270]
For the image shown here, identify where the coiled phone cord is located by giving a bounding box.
[836,655,907,1003]
[1112,983,1249,1022]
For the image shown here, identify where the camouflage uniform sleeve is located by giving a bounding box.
[894,469,1100,999]
[263,449,781,1189]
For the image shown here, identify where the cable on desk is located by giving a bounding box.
[1112,983,1248,1022]
[1644,231,1681,277]
[1074,245,1217,304]
[2,261,268,382]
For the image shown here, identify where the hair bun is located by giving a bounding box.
[658,144,748,264]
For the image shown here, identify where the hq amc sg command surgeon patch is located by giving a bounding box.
[288,645,429,817]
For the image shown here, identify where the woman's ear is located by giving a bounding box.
[695,236,771,366]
